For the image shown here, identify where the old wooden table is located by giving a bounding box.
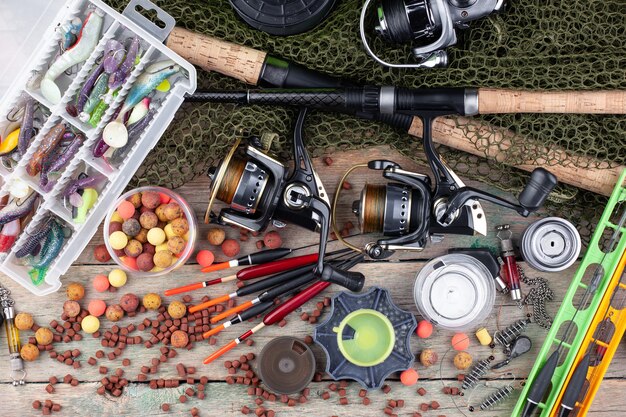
[0,146,623,416]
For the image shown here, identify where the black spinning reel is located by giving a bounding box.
[205,108,365,290]
[336,160,556,259]
[360,0,506,68]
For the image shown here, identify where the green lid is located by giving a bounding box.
[333,308,395,367]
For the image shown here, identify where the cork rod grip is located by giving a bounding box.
[478,89,626,114]
[166,27,266,85]
[408,116,623,196]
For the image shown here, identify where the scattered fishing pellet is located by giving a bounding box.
[417,387,427,396]
[45,384,54,393]
[338,388,346,396]
[179,395,187,403]
[388,400,397,407]
[431,401,440,410]
[384,407,394,415]
[329,383,337,391]
[457,374,465,381]
[278,319,287,328]
[323,156,333,166]
[263,231,282,249]
[255,240,265,250]
[419,403,429,411]
[416,320,433,338]
[339,397,348,405]
[342,181,352,190]
[241,406,250,414]
[400,368,419,385]
[382,384,391,394]
[363,397,371,405]
[32,400,42,409]
[245,339,254,346]
[321,391,331,400]
[412,413,422,417]
[451,333,470,351]
[287,399,296,407]
[161,404,170,412]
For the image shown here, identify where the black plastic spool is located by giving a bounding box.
[229,0,338,36]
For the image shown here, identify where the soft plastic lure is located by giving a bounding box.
[63,174,103,207]
[17,99,35,156]
[0,219,21,253]
[108,37,140,91]
[0,192,38,226]
[79,72,109,122]
[27,123,65,176]
[102,60,180,148]
[40,133,85,192]
[15,220,53,259]
[103,40,125,74]
[28,220,65,285]
[41,10,104,104]
[66,59,104,117]
[58,17,82,50]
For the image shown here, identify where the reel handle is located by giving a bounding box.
[320,265,365,292]
[518,168,558,212]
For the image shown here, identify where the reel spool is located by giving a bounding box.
[205,137,287,231]
[360,0,506,68]
[257,336,316,394]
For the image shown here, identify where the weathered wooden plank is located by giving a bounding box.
[0,378,624,417]
[2,261,625,385]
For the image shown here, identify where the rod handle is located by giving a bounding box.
[478,88,626,114]
[166,27,266,84]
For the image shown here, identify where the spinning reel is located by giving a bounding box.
[334,156,556,260]
[206,108,365,288]
[360,0,506,68]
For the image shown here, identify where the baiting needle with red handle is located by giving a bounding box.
[203,280,332,364]
[200,248,293,273]
[164,252,320,296]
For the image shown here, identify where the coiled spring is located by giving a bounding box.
[462,358,492,390]
[495,318,531,347]
[479,385,514,410]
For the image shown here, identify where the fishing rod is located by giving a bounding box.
[520,202,626,417]
[190,86,562,257]
[167,27,623,196]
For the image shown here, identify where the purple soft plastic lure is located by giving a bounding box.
[40,133,85,191]
[63,174,103,207]
[67,59,105,117]
[109,37,139,90]
[103,40,125,74]
[17,98,35,155]
[0,192,38,226]
[15,219,53,258]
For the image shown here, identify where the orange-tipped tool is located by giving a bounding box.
[164,252,319,296]
[200,248,293,273]
[210,270,317,323]
[203,280,331,364]
[189,263,315,313]
[202,301,274,339]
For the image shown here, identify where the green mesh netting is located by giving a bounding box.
[104,0,626,242]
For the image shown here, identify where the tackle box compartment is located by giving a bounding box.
[0,0,197,295]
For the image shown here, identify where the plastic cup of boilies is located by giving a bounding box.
[103,186,197,276]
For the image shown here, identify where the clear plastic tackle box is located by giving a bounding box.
[0,0,197,295]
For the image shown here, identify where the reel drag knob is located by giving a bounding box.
[518,168,558,214]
